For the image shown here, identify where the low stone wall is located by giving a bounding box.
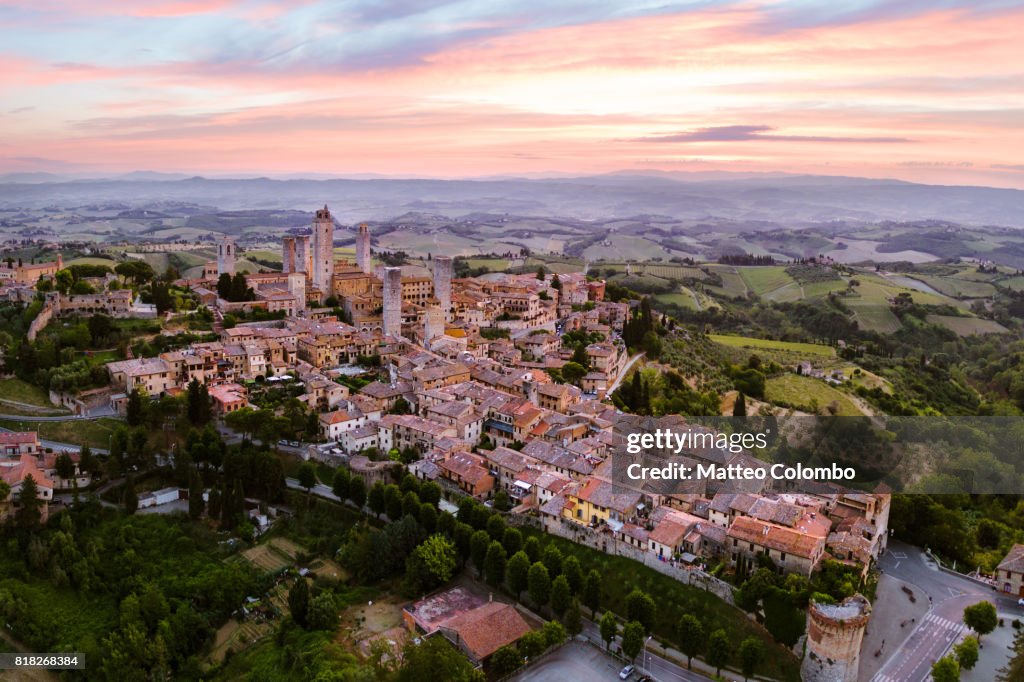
[26,299,55,341]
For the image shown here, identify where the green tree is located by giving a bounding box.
[931,655,960,682]
[625,589,656,633]
[582,569,602,618]
[600,611,617,651]
[502,527,523,555]
[349,476,367,508]
[739,637,763,681]
[289,578,310,628]
[528,562,551,608]
[54,452,76,482]
[332,467,350,501]
[541,544,562,578]
[493,489,511,512]
[308,592,339,631]
[621,621,645,662]
[676,614,704,669]
[126,390,144,426]
[564,599,583,636]
[733,391,747,416]
[707,629,730,677]
[490,645,522,677]
[954,635,979,671]
[550,575,571,618]
[296,462,317,495]
[188,469,204,520]
[963,601,997,641]
[507,550,531,598]
[470,530,491,577]
[0,480,9,504]
[368,482,386,517]
[561,555,583,595]
[405,535,457,595]
[560,361,587,385]
[523,535,541,563]
[542,620,566,648]
[484,541,507,586]
[15,474,42,535]
[397,636,481,682]
[123,476,138,515]
[486,513,506,540]
[185,379,211,425]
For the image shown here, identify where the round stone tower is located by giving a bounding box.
[801,594,871,682]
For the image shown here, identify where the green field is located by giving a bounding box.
[926,315,1008,336]
[642,264,708,280]
[706,265,748,297]
[64,256,118,268]
[765,374,865,416]
[654,290,699,309]
[0,417,123,449]
[911,275,997,299]
[739,266,796,297]
[0,377,56,407]
[846,299,903,333]
[710,334,835,357]
[1000,276,1024,292]
[464,257,511,271]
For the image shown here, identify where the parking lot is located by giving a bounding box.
[510,640,629,682]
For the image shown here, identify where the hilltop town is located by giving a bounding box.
[0,203,900,680]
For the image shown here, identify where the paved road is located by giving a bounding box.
[870,540,1022,682]
[0,413,105,422]
[580,618,718,682]
[606,353,644,396]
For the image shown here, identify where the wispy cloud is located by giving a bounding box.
[636,125,911,143]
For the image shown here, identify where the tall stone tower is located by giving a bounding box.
[294,235,312,274]
[432,255,452,321]
[281,236,297,273]
[287,272,306,313]
[356,223,372,275]
[311,205,334,296]
[217,236,235,277]
[801,594,871,682]
[423,304,444,343]
[382,266,403,338]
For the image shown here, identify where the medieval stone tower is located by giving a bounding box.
[216,236,235,276]
[423,304,444,342]
[356,223,372,275]
[281,236,297,273]
[432,255,452,321]
[311,205,334,296]
[287,272,306,313]
[801,594,871,682]
[382,266,403,338]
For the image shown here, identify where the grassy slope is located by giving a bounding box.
[710,334,835,357]
[765,374,865,416]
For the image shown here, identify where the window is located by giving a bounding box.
[780,553,786,562]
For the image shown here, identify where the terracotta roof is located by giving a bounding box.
[727,516,824,559]
[999,544,1024,574]
[442,601,532,660]
[0,431,38,446]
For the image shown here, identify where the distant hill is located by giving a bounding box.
[0,173,1022,227]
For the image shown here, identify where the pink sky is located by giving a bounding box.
[1,1,1022,186]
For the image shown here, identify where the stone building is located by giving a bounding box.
[801,594,871,682]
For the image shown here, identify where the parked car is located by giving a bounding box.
[618,665,634,680]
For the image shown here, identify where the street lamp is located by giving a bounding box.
[644,635,653,675]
